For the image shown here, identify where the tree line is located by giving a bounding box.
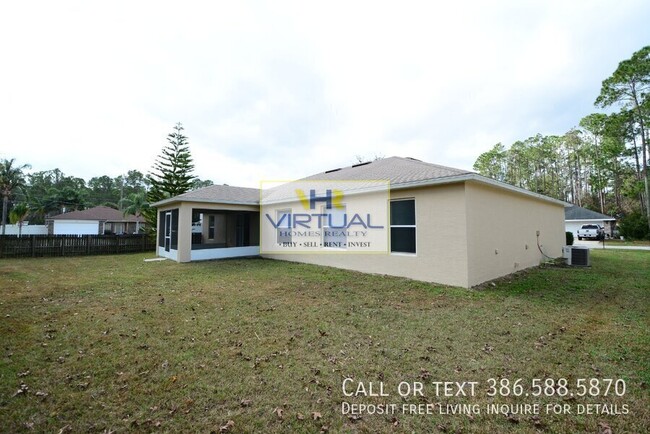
[1,122,208,234]
[473,46,650,239]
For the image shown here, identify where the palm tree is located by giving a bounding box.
[0,159,31,235]
[9,203,29,237]
[120,192,149,233]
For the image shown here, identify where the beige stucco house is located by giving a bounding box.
[152,157,566,288]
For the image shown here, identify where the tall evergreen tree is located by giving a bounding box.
[595,45,650,230]
[144,122,197,232]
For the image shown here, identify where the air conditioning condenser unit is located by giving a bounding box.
[566,246,590,266]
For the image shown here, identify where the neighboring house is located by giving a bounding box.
[564,205,616,238]
[48,206,146,235]
[152,157,566,288]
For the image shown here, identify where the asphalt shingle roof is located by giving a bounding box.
[154,156,563,206]
[564,205,615,221]
[301,156,471,184]
[155,157,471,206]
[165,184,260,204]
[50,206,145,222]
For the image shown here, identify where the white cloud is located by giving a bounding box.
[1,0,649,187]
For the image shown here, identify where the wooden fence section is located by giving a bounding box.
[0,235,156,259]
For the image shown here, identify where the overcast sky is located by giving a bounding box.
[1,1,649,188]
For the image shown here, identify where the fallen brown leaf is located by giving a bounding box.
[219,420,235,433]
[598,421,613,434]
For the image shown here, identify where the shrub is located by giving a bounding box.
[619,212,650,240]
[565,231,574,246]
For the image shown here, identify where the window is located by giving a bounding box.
[208,215,216,239]
[276,209,292,244]
[390,199,416,254]
[323,204,346,249]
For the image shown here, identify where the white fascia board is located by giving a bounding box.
[53,219,100,225]
[566,218,616,222]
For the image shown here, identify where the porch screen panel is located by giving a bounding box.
[171,209,179,249]
[158,211,165,247]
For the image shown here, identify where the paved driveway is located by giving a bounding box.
[573,239,650,251]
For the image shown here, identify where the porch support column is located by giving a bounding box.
[177,204,193,262]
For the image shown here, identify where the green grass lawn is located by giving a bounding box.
[1,251,648,433]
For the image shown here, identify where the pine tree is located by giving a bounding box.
[144,123,196,233]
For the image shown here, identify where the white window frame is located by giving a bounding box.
[321,203,347,250]
[276,209,292,245]
[207,215,216,240]
[390,198,417,256]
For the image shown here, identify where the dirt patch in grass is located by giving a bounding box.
[1,251,648,433]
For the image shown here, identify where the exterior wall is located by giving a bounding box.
[260,188,390,255]
[465,181,565,287]
[53,220,100,235]
[178,205,192,262]
[263,183,470,287]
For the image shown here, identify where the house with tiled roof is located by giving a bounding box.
[151,157,566,287]
[48,206,146,235]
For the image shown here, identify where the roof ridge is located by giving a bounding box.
[177,183,260,197]
[388,156,472,173]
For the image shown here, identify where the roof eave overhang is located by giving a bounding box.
[566,218,616,222]
[151,197,259,207]
[390,173,569,206]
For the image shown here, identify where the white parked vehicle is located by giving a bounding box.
[576,224,604,240]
